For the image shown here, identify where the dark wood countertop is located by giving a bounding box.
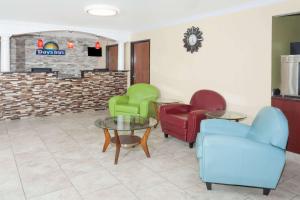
[272,95,300,101]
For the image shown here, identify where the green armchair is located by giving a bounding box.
[108,83,160,118]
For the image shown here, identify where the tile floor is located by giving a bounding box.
[0,110,300,200]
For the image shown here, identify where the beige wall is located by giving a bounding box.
[130,0,300,123]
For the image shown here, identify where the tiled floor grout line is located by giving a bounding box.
[87,127,141,200]
[37,116,132,199]
[9,124,77,200]
[8,130,29,200]
[37,125,86,200]
[96,132,168,200]
[291,195,300,200]
[2,111,300,200]
[98,165,141,200]
[92,126,176,200]
[137,158,199,200]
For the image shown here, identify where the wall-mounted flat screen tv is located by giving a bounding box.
[88,47,102,57]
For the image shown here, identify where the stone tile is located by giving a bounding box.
[287,152,300,165]
[279,175,300,195]
[279,160,300,184]
[139,154,187,172]
[0,188,25,200]
[14,150,53,166]
[70,170,119,195]
[10,133,46,155]
[184,184,248,200]
[18,158,60,176]
[245,185,296,200]
[0,111,299,200]
[108,161,166,192]
[52,148,93,166]
[34,126,65,136]
[0,157,25,200]
[159,165,201,189]
[117,146,155,163]
[82,184,137,200]
[0,135,11,150]
[0,148,15,162]
[60,158,104,178]
[90,147,119,165]
[0,122,7,135]
[21,169,72,198]
[28,187,82,200]
[0,159,19,183]
[39,131,71,144]
[136,182,194,200]
[5,120,33,133]
[43,139,80,153]
[69,131,102,146]
[152,138,191,156]
[57,121,86,132]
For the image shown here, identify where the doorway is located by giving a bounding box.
[106,44,118,71]
[130,40,150,84]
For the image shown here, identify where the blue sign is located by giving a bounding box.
[36,41,65,56]
[36,49,65,55]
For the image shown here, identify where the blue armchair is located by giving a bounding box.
[196,107,288,195]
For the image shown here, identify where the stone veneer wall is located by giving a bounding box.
[0,71,127,120]
[10,33,116,75]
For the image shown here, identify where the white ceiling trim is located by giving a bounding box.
[0,20,130,42]
[133,0,286,34]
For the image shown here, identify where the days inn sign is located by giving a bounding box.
[36,41,65,56]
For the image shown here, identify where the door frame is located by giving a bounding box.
[106,44,118,70]
[130,39,151,85]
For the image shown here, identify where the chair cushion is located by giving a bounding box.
[163,113,189,128]
[115,104,139,114]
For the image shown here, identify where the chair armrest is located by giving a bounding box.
[196,119,250,159]
[109,95,129,104]
[200,135,285,188]
[201,119,250,137]
[108,96,129,116]
[140,100,152,118]
[160,103,191,114]
[186,110,207,142]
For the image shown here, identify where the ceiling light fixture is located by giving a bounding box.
[85,5,119,17]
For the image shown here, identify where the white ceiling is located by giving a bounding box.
[0,0,282,33]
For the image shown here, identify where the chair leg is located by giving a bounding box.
[189,142,194,148]
[206,182,212,190]
[164,133,168,138]
[263,188,271,196]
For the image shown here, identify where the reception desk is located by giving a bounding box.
[0,70,128,120]
[272,96,300,154]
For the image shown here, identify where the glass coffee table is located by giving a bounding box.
[95,116,157,165]
[205,110,247,122]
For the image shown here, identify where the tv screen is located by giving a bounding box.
[88,47,102,57]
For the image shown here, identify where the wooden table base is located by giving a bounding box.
[102,128,152,164]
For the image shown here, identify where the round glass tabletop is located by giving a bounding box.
[153,98,182,104]
[205,110,247,121]
[95,115,157,131]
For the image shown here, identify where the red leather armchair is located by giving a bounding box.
[160,90,226,148]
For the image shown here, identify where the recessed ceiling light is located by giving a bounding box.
[85,5,119,17]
